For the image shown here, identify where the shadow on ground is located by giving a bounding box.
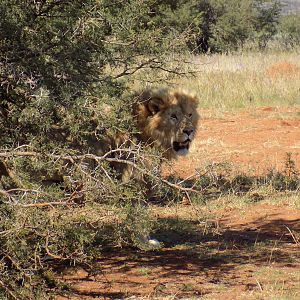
[56,206,300,299]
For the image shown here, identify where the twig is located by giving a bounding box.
[0,148,137,161]
[0,279,18,300]
[256,279,263,292]
[177,173,198,185]
[4,255,24,273]
[45,233,66,260]
[100,39,135,46]
[17,201,73,208]
[0,151,38,158]
[0,150,202,195]
[0,189,13,200]
[104,157,202,194]
[113,58,157,79]
[285,225,299,244]
[149,64,198,76]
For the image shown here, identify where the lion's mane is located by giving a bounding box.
[133,87,199,159]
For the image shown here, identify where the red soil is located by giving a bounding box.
[266,61,300,78]
[56,203,300,300]
[171,107,300,178]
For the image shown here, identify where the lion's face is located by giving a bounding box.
[135,88,199,158]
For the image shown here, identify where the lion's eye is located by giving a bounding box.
[188,113,192,118]
[171,114,178,120]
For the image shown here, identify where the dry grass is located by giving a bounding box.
[135,50,300,111]
[179,51,300,110]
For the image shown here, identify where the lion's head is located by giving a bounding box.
[134,88,199,158]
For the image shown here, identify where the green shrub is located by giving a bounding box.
[277,14,300,48]
[209,0,281,52]
[0,1,192,298]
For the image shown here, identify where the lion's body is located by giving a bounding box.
[40,88,199,185]
[92,88,199,184]
[103,87,199,184]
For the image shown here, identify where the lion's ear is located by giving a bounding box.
[148,98,164,115]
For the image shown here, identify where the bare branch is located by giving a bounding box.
[0,189,15,202]
[45,233,66,260]
[0,148,202,200]
[149,64,198,76]
[17,201,73,208]
[104,157,201,194]
[0,280,18,300]
[113,58,157,79]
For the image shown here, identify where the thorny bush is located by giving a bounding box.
[0,1,193,298]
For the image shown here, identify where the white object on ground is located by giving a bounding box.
[148,238,161,248]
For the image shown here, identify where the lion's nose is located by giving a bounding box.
[183,129,193,136]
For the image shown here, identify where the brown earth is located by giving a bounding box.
[56,108,300,300]
[171,106,300,177]
[56,203,300,300]
[266,61,300,79]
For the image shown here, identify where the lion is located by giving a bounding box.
[106,87,199,184]
[13,88,198,199]
[133,87,199,159]
[2,87,199,188]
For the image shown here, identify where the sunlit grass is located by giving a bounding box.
[178,51,300,110]
[135,50,300,111]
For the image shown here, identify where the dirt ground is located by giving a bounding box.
[56,108,300,300]
[172,107,300,177]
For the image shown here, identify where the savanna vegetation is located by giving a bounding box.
[0,0,300,298]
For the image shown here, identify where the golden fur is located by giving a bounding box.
[133,87,199,159]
